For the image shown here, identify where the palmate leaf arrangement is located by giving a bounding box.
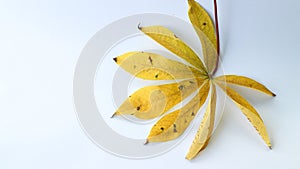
[112,0,275,160]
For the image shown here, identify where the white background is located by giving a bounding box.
[1,0,300,168]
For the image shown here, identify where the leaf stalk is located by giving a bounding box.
[212,0,220,76]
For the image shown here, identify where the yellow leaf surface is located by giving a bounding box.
[188,0,218,74]
[139,26,207,73]
[114,78,205,120]
[186,83,216,160]
[215,75,276,96]
[112,0,275,159]
[146,80,210,142]
[216,82,272,148]
[114,52,206,80]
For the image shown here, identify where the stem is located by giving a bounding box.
[212,0,220,76]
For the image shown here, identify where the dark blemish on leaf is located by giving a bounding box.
[136,106,141,111]
[203,22,207,26]
[173,124,177,132]
[178,85,185,90]
[189,80,194,84]
[133,65,137,69]
[113,57,117,62]
[148,56,153,65]
[155,74,159,78]
[191,112,195,116]
[174,34,178,38]
[160,127,164,131]
[184,119,187,123]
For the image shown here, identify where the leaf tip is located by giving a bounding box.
[185,155,192,161]
[268,145,272,150]
[137,23,142,30]
[187,0,194,5]
[144,139,149,145]
[113,57,117,62]
[272,93,276,97]
[111,112,117,118]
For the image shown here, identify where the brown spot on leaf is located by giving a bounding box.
[136,106,141,111]
[173,124,177,132]
[178,85,185,90]
[191,112,195,116]
[148,56,153,65]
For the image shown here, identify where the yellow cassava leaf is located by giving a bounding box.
[186,83,216,160]
[188,0,217,49]
[112,0,275,159]
[139,25,207,73]
[114,78,205,120]
[215,75,276,96]
[188,0,218,74]
[146,80,210,142]
[216,82,272,149]
[114,51,206,80]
